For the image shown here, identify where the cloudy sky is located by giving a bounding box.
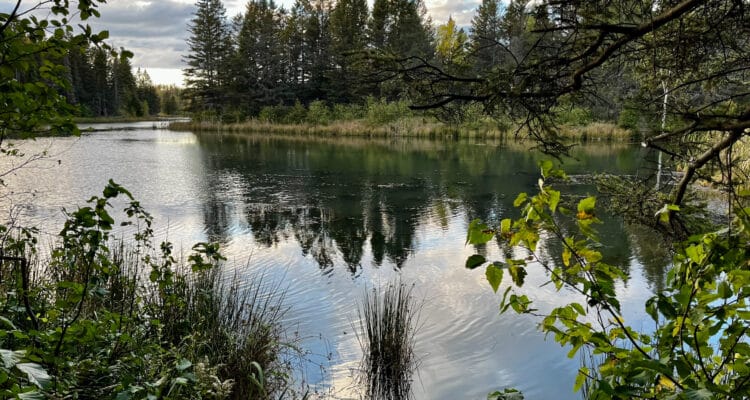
[3,0,481,86]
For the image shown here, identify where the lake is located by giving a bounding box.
[0,125,670,399]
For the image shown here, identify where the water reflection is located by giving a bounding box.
[0,129,673,399]
[195,134,661,278]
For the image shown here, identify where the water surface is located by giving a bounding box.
[0,127,669,399]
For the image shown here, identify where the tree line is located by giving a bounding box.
[65,46,184,118]
[185,0,574,122]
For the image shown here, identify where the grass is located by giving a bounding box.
[559,122,635,142]
[357,282,419,400]
[169,118,633,143]
[74,115,187,124]
[0,229,293,399]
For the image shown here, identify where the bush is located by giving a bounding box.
[617,107,640,130]
[0,181,291,399]
[306,100,331,125]
[365,96,413,125]
[283,101,307,124]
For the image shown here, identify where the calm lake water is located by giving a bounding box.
[1,126,670,399]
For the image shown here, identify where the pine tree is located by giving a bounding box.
[183,0,233,115]
[234,0,285,115]
[300,0,334,102]
[470,0,504,71]
[329,0,368,102]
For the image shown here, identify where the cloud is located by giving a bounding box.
[86,1,195,69]
[2,0,485,74]
[426,0,481,27]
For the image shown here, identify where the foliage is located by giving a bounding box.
[0,181,291,399]
[184,0,233,115]
[466,161,750,399]
[0,0,110,140]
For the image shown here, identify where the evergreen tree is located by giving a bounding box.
[90,47,111,116]
[111,52,139,115]
[470,0,504,71]
[300,0,334,102]
[369,0,432,58]
[234,0,285,115]
[184,0,233,115]
[329,0,368,102]
[136,69,161,116]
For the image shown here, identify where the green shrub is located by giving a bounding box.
[617,107,640,130]
[365,97,412,125]
[283,101,307,124]
[306,100,331,125]
[0,181,291,399]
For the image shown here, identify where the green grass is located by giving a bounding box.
[357,283,419,400]
[0,219,292,399]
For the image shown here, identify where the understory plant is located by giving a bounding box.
[467,161,750,399]
[0,181,290,399]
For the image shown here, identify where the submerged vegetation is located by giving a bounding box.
[358,283,419,400]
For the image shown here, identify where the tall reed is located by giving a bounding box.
[357,283,419,400]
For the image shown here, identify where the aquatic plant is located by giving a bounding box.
[357,282,419,400]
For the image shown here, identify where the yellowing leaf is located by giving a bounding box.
[658,375,676,391]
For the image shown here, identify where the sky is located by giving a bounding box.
[2,0,482,86]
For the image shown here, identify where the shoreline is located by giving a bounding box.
[168,118,635,142]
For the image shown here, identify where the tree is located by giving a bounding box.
[469,0,504,72]
[329,0,369,102]
[183,0,233,116]
[368,0,434,99]
[468,162,750,399]
[435,16,469,67]
[233,0,286,115]
[0,0,110,142]
[397,0,749,212]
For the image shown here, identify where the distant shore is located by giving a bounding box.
[168,118,634,142]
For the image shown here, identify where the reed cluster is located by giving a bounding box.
[357,283,419,400]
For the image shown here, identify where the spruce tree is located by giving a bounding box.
[329,0,369,102]
[183,0,232,115]
[234,0,285,115]
[470,0,504,71]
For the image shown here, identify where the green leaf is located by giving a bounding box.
[18,392,46,400]
[539,160,554,178]
[488,388,524,400]
[176,358,192,371]
[500,218,511,234]
[509,265,527,287]
[467,219,494,245]
[0,317,16,330]
[0,349,24,368]
[684,388,714,400]
[577,196,596,213]
[513,192,528,207]
[486,264,505,293]
[466,254,487,269]
[718,281,732,299]
[16,363,51,389]
[548,189,561,213]
[574,368,589,392]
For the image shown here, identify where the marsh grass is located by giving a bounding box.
[357,283,419,400]
[174,266,290,399]
[0,235,292,399]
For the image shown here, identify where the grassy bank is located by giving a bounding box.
[74,115,187,124]
[172,98,633,142]
[0,182,294,399]
[169,118,632,142]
